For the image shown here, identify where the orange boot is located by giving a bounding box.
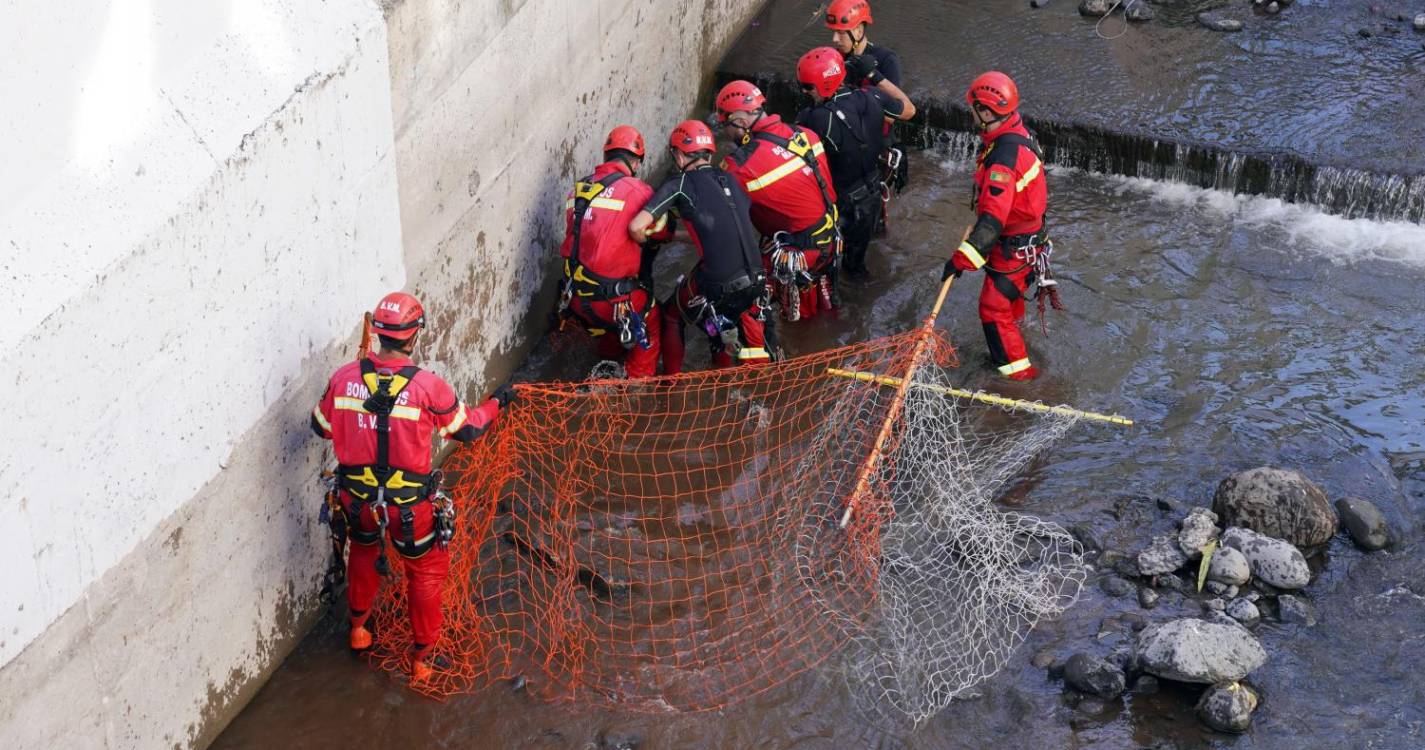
[349,612,373,651]
[410,644,434,684]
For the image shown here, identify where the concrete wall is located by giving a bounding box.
[0,0,762,747]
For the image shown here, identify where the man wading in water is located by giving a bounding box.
[943,72,1054,381]
[794,46,915,279]
[312,292,513,683]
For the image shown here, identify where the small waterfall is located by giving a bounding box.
[721,73,1424,224]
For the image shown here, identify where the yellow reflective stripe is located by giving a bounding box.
[334,397,420,421]
[589,197,626,211]
[1016,160,1042,192]
[438,403,468,437]
[956,241,986,269]
[998,358,1033,376]
[312,405,332,432]
[744,158,806,192]
[811,142,824,157]
[737,347,769,360]
[335,397,367,412]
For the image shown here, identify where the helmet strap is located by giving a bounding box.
[851,25,867,53]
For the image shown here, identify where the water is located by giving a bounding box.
[216,157,1425,748]
[722,0,1425,221]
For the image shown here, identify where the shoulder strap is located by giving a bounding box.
[570,171,627,267]
[710,169,763,278]
[988,132,1044,162]
[360,360,423,473]
[825,93,880,189]
[751,127,839,220]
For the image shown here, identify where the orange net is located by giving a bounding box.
[361,316,1087,725]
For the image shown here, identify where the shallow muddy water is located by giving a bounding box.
[217,149,1425,747]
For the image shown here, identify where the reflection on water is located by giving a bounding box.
[216,155,1425,748]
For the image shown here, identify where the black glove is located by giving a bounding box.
[492,383,516,408]
[844,54,884,85]
[941,260,962,282]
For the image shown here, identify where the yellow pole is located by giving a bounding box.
[838,274,957,529]
[825,368,1135,427]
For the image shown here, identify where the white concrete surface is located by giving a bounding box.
[0,0,764,746]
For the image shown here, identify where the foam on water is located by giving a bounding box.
[938,155,1425,269]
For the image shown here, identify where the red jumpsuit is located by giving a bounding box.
[559,160,661,378]
[312,353,501,660]
[949,113,1048,380]
[721,116,839,320]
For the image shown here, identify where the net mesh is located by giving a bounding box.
[360,327,1086,726]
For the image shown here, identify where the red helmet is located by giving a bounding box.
[603,125,645,158]
[966,71,1019,116]
[715,80,766,123]
[825,0,873,31]
[669,120,716,155]
[797,47,846,98]
[371,291,425,341]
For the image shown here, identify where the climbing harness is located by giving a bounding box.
[613,299,651,351]
[766,232,816,322]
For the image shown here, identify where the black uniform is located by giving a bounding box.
[644,166,773,372]
[797,86,904,275]
[854,42,901,88]
[849,43,910,223]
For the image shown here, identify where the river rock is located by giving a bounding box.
[1065,653,1127,699]
[1132,674,1160,694]
[1221,527,1311,590]
[1196,682,1259,733]
[1126,5,1155,22]
[1204,598,1226,612]
[1204,580,1228,596]
[1136,619,1267,684]
[1139,586,1160,609]
[1179,507,1220,559]
[1078,0,1115,16]
[1208,546,1251,586]
[1415,14,1425,31]
[1101,576,1135,598]
[1139,534,1188,576]
[1197,11,1243,32]
[1336,497,1390,551]
[1278,594,1317,626]
[1225,598,1261,627]
[1213,467,1338,547]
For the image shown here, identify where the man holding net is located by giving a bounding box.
[629,120,774,372]
[715,80,841,322]
[944,71,1054,382]
[557,125,663,378]
[311,292,513,684]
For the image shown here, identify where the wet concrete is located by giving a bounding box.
[216,152,1425,747]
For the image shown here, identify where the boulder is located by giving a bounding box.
[1138,534,1188,576]
[1221,527,1310,590]
[1278,594,1318,626]
[1179,507,1221,559]
[1197,11,1244,32]
[1136,619,1267,684]
[1207,546,1251,586]
[1065,653,1127,699]
[1336,497,1390,551]
[1225,598,1261,627]
[1196,682,1259,733]
[1078,0,1115,16]
[1212,467,1338,547]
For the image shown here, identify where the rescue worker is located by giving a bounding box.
[629,120,774,373]
[557,125,662,378]
[825,0,902,87]
[714,80,840,322]
[795,46,915,279]
[311,292,513,683]
[825,0,909,224]
[943,71,1051,381]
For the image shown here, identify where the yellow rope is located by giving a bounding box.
[825,368,1135,427]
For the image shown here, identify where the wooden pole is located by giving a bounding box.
[838,274,957,529]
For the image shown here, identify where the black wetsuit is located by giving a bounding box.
[644,165,763,297]
[797,86,904,275]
